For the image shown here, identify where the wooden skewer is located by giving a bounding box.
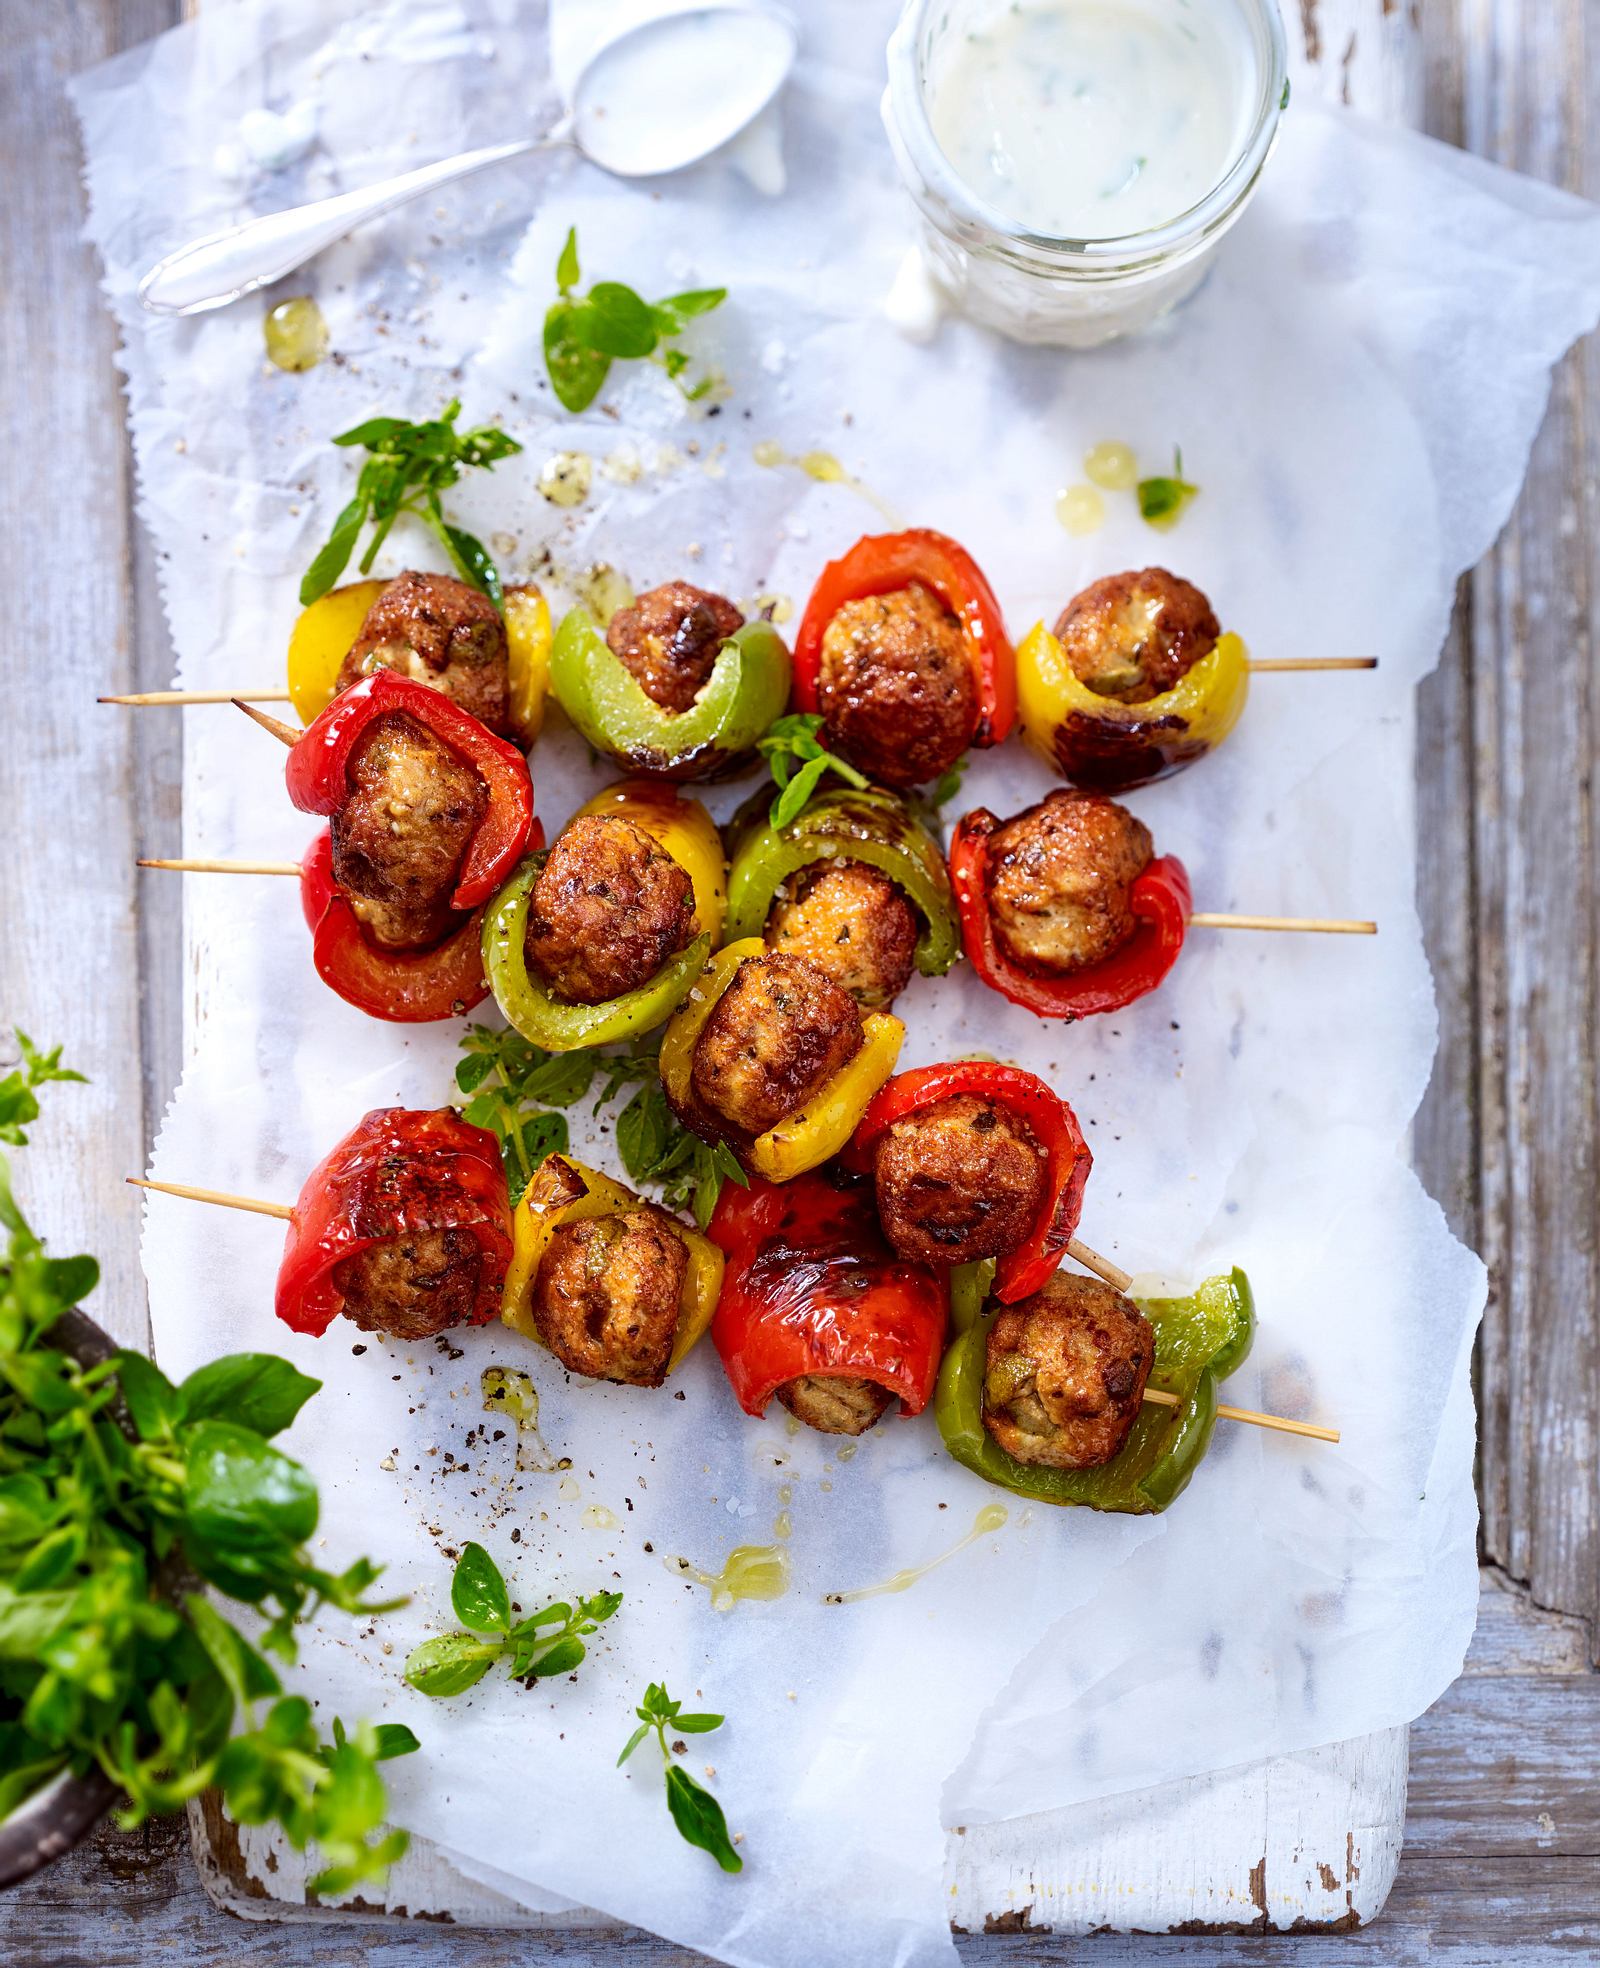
[1187,913,1377,935]
[1067,1238,1132,1291]
[1246,658,1378,673]
[127,1189,1338,1445]
[139,858,300,876]
[1141,1385,1340,1444]
[127,1176,292,1221]
[235,700,301,746]
[101,689,295,706]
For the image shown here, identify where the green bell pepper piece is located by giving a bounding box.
[934,1267,1256,1515]
[722,785,960,975]
[482,853,711,1053]
[549,609,792,781]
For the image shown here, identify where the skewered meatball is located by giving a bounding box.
[606,581,745,715]
[339,571,511,735]
[983,1272,1153,1469]
[817,583,976,788]
[776,1374,894,1436]
[331,712,486,948]
[335,1227,492,1341]
[874,1094,1046,1267]
[764,861,918,1010]
[523,814,696,1004]
[1054,569,1220,705]
[984,791,1153,976]
[530,1206,688,1386]
[690,953,863,1138]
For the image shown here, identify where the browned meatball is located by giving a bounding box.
[335,1227,491,1340]
[984,790,1153,977]
[874,1094,1046,1267]
[983,1272,1154,1469]
[1054,569,1220,705]
[339,571,511,735]
[606,581,744,715]
[530,1207,687,1386]
[817,583,976,788]
[764,861,918,1010]
[690,953,863,1138]
[523,814,696,1004]
[776,1375,894,1436]
[331,712,486,948]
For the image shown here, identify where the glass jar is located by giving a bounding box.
[883,0,1289,348]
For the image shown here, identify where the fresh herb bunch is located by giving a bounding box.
[617,1681,741,1873]
[404,1542,621,1697]
[544,228,726,414]
[0,1046,416,1892]
[1137,446,1200,529]
[300,399,522,608]
[758,712,870,830]
[458,1026,746,1230]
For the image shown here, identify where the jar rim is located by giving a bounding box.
[885,0,1290,265]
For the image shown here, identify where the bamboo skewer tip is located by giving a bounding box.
[138,857,301,876]
[234,699,300,746]
[100,688,295,706]
[1188,913,1377,936]
[1246,657,1378,673]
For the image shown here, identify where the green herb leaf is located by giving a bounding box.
[404,1632,502,1698]
[178,1354,321,1438]
[758,712,869,829]
[182,1422,321,1554]
[1136,447,1199,529]
[450,1542,512,1634]
[665,1763,743,1872]
[544,232,725,412]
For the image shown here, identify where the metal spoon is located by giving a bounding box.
[137,1,798,317]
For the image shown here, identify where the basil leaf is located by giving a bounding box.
[178,1354,320,1438]
[544,303,613,413]
[450,1541,511,1634]
[513,1632,587,1680]
[672,1712,724,1734]
[574,283,659,360]
[665,1764,743,1872]
[657,287,727,323]
[617,1720,651,1767]
[113,1349,182,1439]
[298,491,369,605]
[333,416,413,449]
[181,1421,320,1552]
[404,1631,502,1698]
[770,752,831,830]
[371,1722,421,1761]
[556,225,581,295]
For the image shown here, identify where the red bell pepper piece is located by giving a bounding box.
[275,1106,513,1338]
[847,1062,1092,1303]
[298,827,491,1023]
[793,529,1015,749]
[708,1169,948,1419]
[949,807,1191,1021]
[285,670,534,909]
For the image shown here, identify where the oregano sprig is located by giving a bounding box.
[544,228,726,414]
[617,1681,742,1873]
[757,712,870,830]
[404,1543,622,1697]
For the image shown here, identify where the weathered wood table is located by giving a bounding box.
[3,0,1596,1958]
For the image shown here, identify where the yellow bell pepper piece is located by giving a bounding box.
[657,938,905,1184]
[1016,622,1250,773]
[499,1154,722,1374]
[503,583,552,747]
[745,1012,904,1183]
[285,579,387,726]
[576,779,727,944]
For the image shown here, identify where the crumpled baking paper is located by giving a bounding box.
[70,1,1600,1961]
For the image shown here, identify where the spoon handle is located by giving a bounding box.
[137,135,553,317]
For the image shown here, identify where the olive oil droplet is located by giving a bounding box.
[1083,440,1139,491]
[581,1503,619,1531]
[665,1544,791,1612]
[264,296,328,373]
[1055,485,1105,536]
[539,451,593,508]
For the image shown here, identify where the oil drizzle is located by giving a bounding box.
[823,1503,1008,1605]
[263,296,328,372]
[581,1503,619,1531]
[752,441,901,525]
[480,1367,566,1473]
[539,451,593,508]
[665,1544,791,1612]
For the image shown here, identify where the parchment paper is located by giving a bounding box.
[72,3,1600,1961]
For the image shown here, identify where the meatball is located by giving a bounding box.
[530,1206,688,1386]
[874,1094,1046,1267]
[776,1374,894,1436]
[690,953,863,1138]
[764,861,918,1010]
[606,581,744,715]
[523,814,695,1004]
[816,583,976,788]
[983,1272,1154,1469]
[334,1227,491,1341]
[1054,569,1220,705]
[984,790,1153,977]
[331,712,486,948]
[339,571,511,735]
